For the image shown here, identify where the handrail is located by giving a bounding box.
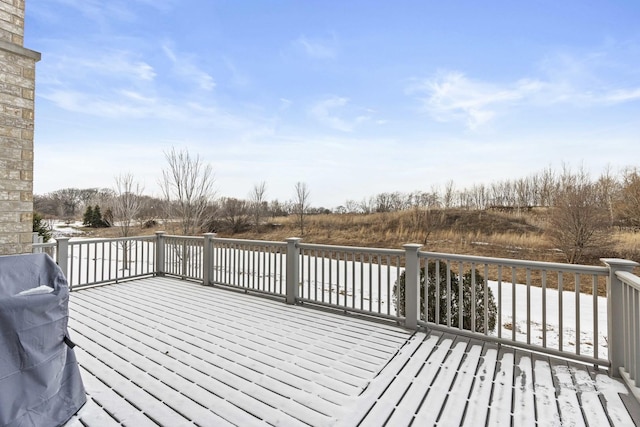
[420,250,609,274]
[32,242,57,249]
[213,237,287,248]
[617,270,640,291]
[299,242,404,257]
[610,263,640,399]
[65,235,156,244]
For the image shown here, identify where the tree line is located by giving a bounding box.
[33,149,640,264]
[339,165,638,222]
[34,148,316,237]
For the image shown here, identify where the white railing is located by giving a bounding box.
[415,251,609,366]
[33,236,156,289]
[296,242,404,320]
[603,259,640,400]
[161,235,204,281]
[208,235,287,296]
[34,233,640,377]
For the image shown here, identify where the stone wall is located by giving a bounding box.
[0,0,40,255]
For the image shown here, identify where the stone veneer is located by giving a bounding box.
[0,0,40,255]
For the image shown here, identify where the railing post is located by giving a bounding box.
[286,237,302,305]
[155,231,166,276]
[56,237,70,281]
[403,244,422,330]
[32,232,42,253]
[203,233,216,286]
[602,258,639,376]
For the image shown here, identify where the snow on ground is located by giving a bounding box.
[488,281,608,360]
[297,258,609,361]
[51,220,85,237]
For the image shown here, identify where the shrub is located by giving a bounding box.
[32,212,52,242]
[394,260,497,333]
[82,205,109,228]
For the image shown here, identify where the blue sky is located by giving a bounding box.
[26,0,640,207]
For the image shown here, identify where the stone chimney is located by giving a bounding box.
[0,0,40,255]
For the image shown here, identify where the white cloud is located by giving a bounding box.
[40,89,252,129]
[294,35,337,59]
[411,71,541,129]
[602,88,640,103]
[40,49,156,86]
[279,98,293,111]
[49,0,174,22]
[162,44,216,91]
[40,89,185,120]
[411,68,640,130]
[309,96,371,132]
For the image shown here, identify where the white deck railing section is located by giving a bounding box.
[602,258,640,401]
[297,242,404,320]
[207,234,287,295]
[416,251,609,366]
[35,236,156,288]
[33,231,640,393]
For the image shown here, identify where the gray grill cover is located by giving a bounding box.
[0,253,86,427]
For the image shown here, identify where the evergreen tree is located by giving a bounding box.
[32,212,52,242]
[92,205,104,228]
[92,205,101,225]
[83,205,94,226]
[394,261,497,333]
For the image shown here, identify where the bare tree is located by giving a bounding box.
[219,197,251,233]
[595,165,619,226]
[344,199,360,213]
[111,173,144,266]
[618,167,640,228]
[443,180,455,209]
[249,181,267,230]
[547,167,612,263]
[52,188,83,219]
[537,167,557,207]
[112,173,144,238]
[293,182,310,236]
[160,147,216,235]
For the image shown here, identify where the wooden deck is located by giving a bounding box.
[63,277,640,426]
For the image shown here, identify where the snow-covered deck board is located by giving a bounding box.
[64,277,640,426]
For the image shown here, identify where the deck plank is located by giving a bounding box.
[550,359,587,426]
[357,332,445,426]
[512,351,536,427]
[72,284,395,399]
[531,354,562,426]
[61,277,640,427]
[592,371,636,426]
[486,346,515,426]
[71,303,315,426]
[570,363,611,426]
[334,332,429,427]
[461,343,499,427]
[437,339,484,426]
[409,335,469,426]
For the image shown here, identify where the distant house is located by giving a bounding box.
[0,0,40,255]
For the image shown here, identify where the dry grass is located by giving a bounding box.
[74,209,640,295]
[83,209,640,269]
[614,230,640,259]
